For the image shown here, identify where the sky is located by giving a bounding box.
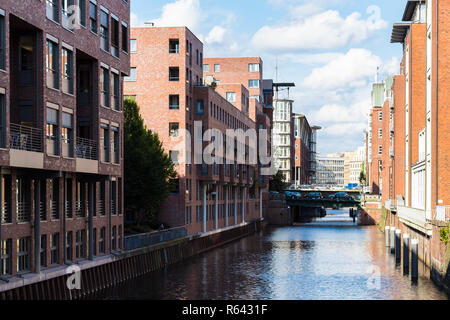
[130,0,407,156]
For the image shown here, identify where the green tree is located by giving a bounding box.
[124,99,177,231]
[359,162,367,186]
[269,170,287,192]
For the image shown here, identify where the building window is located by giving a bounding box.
[226,92,236,103]
[61,112,73,158]
[124,67,136,82]
[169,95,179,110]
[79,0,86,27]
[100,10,109,51]
[46,0,59,22]
[50,233,59,265]
[17,237,30,273]
[46,40,59,89]
[122,23,128,53]
[0,14,5,71]
[111,226,117,251]
[378,129,382,138]
[169,123,179,137]
[249,80,260,88]
[169,67,179,81]
[170,151,179,165]
[62,48,74,94]
[0,94,5,148]
[0,239,12,276]
[75,230,86,260]
[93,228,97,256]
[214,64,220,72]
[100,67,110,107]
[99,227,105,254]
[101,124,110,162]
[169,39,179,53]
[62,0,75,30]
[169,178,179,193]
[40,235,47,268]
[66,231,73,262]
[112,72,120,110]
[50,178,59,220]
[100,180,106,216]
[46,108,59,156]
[196,100,204,114]
[378,146,382,155]
[378,112,383,121]
[203,64,209,73]
[112,126,119,164]
[89,1,97,33]
[130,39,137,53]
[118,225,122,249]
[111,180,117,215]
[110,17,120,58]
[249,63,260,72]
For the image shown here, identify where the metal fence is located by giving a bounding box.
[432,206,450,222]
[76,137,97,160]
[124,227,187,251]
[10,123,43,152]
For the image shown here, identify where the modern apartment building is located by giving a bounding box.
[349,146,366,186]
[316,155,345,187]
[292,113,320,186]
[272,99,293,183]
[124,26,270,235]
[0,0,129,279]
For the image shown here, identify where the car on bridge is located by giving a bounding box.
[328,192,354,201]
[302,192,323,200]
[285,191,301,199]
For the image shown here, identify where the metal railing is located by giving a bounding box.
[17,201,30,222]
[50,200,58,220]
[433,206,450,222]
[76,137,97,160]
[65,201,72,218]
[75,201,84,218]
[124,227,187,251]
[98,199,105,216]
[39,201,46,221]
[0,202,10,224]
[10,123,43,152]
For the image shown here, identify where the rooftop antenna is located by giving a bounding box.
[375,66,380,82]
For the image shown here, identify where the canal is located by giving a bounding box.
[96,210,449,300]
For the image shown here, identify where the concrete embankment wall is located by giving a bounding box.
[0,220,264,300]
[360,199,450,295]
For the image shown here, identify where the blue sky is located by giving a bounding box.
[131,0,408,155]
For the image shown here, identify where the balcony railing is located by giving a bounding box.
[40,201,46,221]
[65,201,72,218]
[50,200,58,220]
[75,201,84,218]
[76,137,97,160]
[98,199,105,216]
[10,123,43,152]
[433,206,450,222]
[0,202,11,224]
[17,201,30,222]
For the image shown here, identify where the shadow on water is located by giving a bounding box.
[91,209,449,300]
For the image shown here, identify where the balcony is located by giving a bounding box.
[76,137,97,160]
[397,205,432,235]
[433,206,450,222]
[0,202,10,224]
[10,123,43,152]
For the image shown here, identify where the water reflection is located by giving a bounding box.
[94,210,448,300]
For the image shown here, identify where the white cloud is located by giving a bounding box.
[250,8,388,52]
[205,26,227,44]
[152,0,203,32]
[302,48,381,90]
[130,12,144,27]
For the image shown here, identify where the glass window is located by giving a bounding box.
[124,67,136,82]
[40,235,47,268]
[249,63,260,72]
[0,14,5,70]
[249,80,260,88]
[17,237,30,273]
[50,233,59,265]
[100,10,109,51]
[0,239,12,276]
[226,92,236,103]
[46,108,59,155]
[110,17,120,57]
[203,64,209,73]
[112,126,119,164]
[112,72,120,110]
[100,67,110,107]
[101,124,110,162]
[196,100,204,114]
[46,0,59,22]
[130,39,137,53]
[62,48,73,94]
[46,40,59,89]
[122,23,128,53]
[214,64,220,72]
[170,151,179,165]
[169,39,179,53]
[112,226,117,251]
[169,95,179,110]
[169,67,179,81]
[76,230,86,259]
[62,112,73,158]
[99,227,105,254]
[66,231,73,261]
[0,94,6,148]
[89,1,97,33]
[62,0,75,30]
[169,123,179,137]
[79,0,86,27]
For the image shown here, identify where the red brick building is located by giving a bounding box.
[124,27,271,235]
[0,0,129,279]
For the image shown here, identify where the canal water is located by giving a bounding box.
[97,210,449,300]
